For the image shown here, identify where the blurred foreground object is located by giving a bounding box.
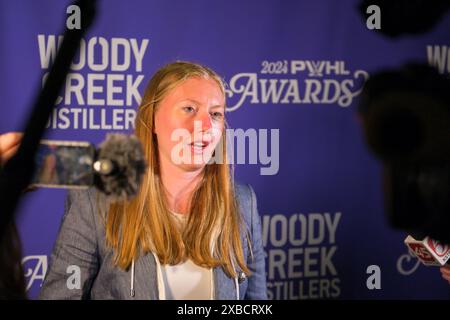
[358,64,450,242]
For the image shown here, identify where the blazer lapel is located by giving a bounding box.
[133,252,159,300]
[213,267,237,300]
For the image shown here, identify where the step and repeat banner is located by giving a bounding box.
[0,0,449,299]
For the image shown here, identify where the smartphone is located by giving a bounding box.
[31,140,96,189]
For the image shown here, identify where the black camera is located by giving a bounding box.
[358,63,450,242]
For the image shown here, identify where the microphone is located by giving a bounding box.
[94,133,147,201]
[404,235,450,266]
[31,133,147,201]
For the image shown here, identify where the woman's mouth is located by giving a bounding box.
[189,141,210,154]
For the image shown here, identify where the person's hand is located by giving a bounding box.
[0,132,37,193]
[440,265,450,284]
[0,132,23,165]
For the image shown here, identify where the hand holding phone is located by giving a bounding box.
[0,133,146,200]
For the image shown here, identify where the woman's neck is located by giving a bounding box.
[159,157,203,214]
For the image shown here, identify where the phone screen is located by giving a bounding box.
[32,140,96,188]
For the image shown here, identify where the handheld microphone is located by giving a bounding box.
[404,235,450,266]
[32,133,147,201]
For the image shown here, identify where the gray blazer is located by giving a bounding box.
[39,183,267,300]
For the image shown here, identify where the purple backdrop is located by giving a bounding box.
[1,0,450,299]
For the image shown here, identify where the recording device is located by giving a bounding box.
[32,140,95,188]
[404,235,450,266]
[31,134,147,201]
[358,63,450,243]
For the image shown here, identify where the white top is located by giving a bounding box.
[160,211,213,300]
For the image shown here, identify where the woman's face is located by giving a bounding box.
[154,77,225,171]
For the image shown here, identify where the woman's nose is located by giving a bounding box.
[195,111,212,132]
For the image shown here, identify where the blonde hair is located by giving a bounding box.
[105,61,250,277]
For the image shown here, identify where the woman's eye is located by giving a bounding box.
[183,106,196,113]
[211,112,224,120]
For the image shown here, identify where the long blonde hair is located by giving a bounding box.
[105,61,250,277]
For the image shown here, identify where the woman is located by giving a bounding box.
[38,61,267,299]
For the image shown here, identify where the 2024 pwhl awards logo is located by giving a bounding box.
[225,60,369,111]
